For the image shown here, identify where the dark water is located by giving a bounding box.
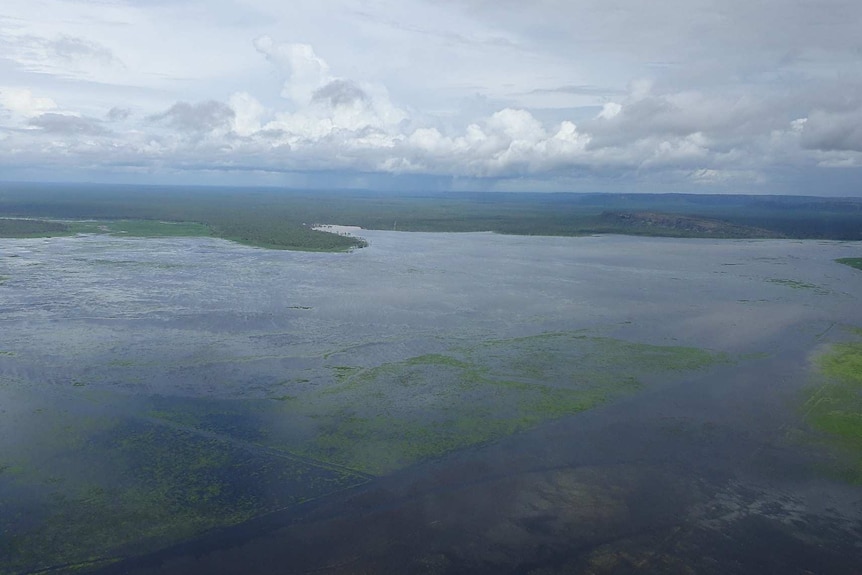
[1,231,862,574]
[95,354,862,574]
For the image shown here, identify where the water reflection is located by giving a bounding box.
[1,232,861,573]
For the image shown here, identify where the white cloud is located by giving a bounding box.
[0,0,861,194]
[598,103,622,120]
[229,92,266,137]
[253,36,331,107]
[0,87,58,119]
[487,109,546,143]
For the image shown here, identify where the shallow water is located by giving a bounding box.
[1,232,861,574]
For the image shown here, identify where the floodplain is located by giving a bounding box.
[1,227,862,574]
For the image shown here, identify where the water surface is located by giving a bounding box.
[1,231,861,574]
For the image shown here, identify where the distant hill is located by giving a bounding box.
[597,211,786,239]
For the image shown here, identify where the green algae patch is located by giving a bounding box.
[803,340,862,483]
[272,333,725,475]
[818,343,862,385]
[766,278,830,295]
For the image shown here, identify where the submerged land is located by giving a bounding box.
[1,184,862,574]
[804,333,862,483]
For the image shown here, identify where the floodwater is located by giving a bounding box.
[1,231,861,574]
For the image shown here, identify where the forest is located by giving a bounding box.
[2,182,862,250]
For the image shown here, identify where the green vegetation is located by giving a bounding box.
[1,216,214,241]
[271,333,724,475]
[803,339,862,482]
[137,332,725,477]
[0,329,727,572]
[0,408,367,575]
[0,215,364,252]
[0,184,369,251]
[68,219,213,237]
[3,183,862,250]
[836,257,862,271]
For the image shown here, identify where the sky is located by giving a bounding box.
[1,0,861,195]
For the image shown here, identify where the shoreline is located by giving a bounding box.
[311,224,364,236]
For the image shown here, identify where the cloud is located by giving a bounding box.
[253,35,331,106]
[312,80,370,108]
[597,103,622,120]
[28,112,108,135]
[228,92,265,137]
[527,85,624,97]
[0,87,58,119]
[0,27,124,85]
[800,109,862,153]
[2,0,862,193]
[395,109,590,177]
[106,107,132,122]
[149,101,235,133]
[47,35,118,66]
[247,37,407,145]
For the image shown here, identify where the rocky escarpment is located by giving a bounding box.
[599,211,786,238]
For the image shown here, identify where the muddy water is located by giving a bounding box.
[2,232,862,574]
